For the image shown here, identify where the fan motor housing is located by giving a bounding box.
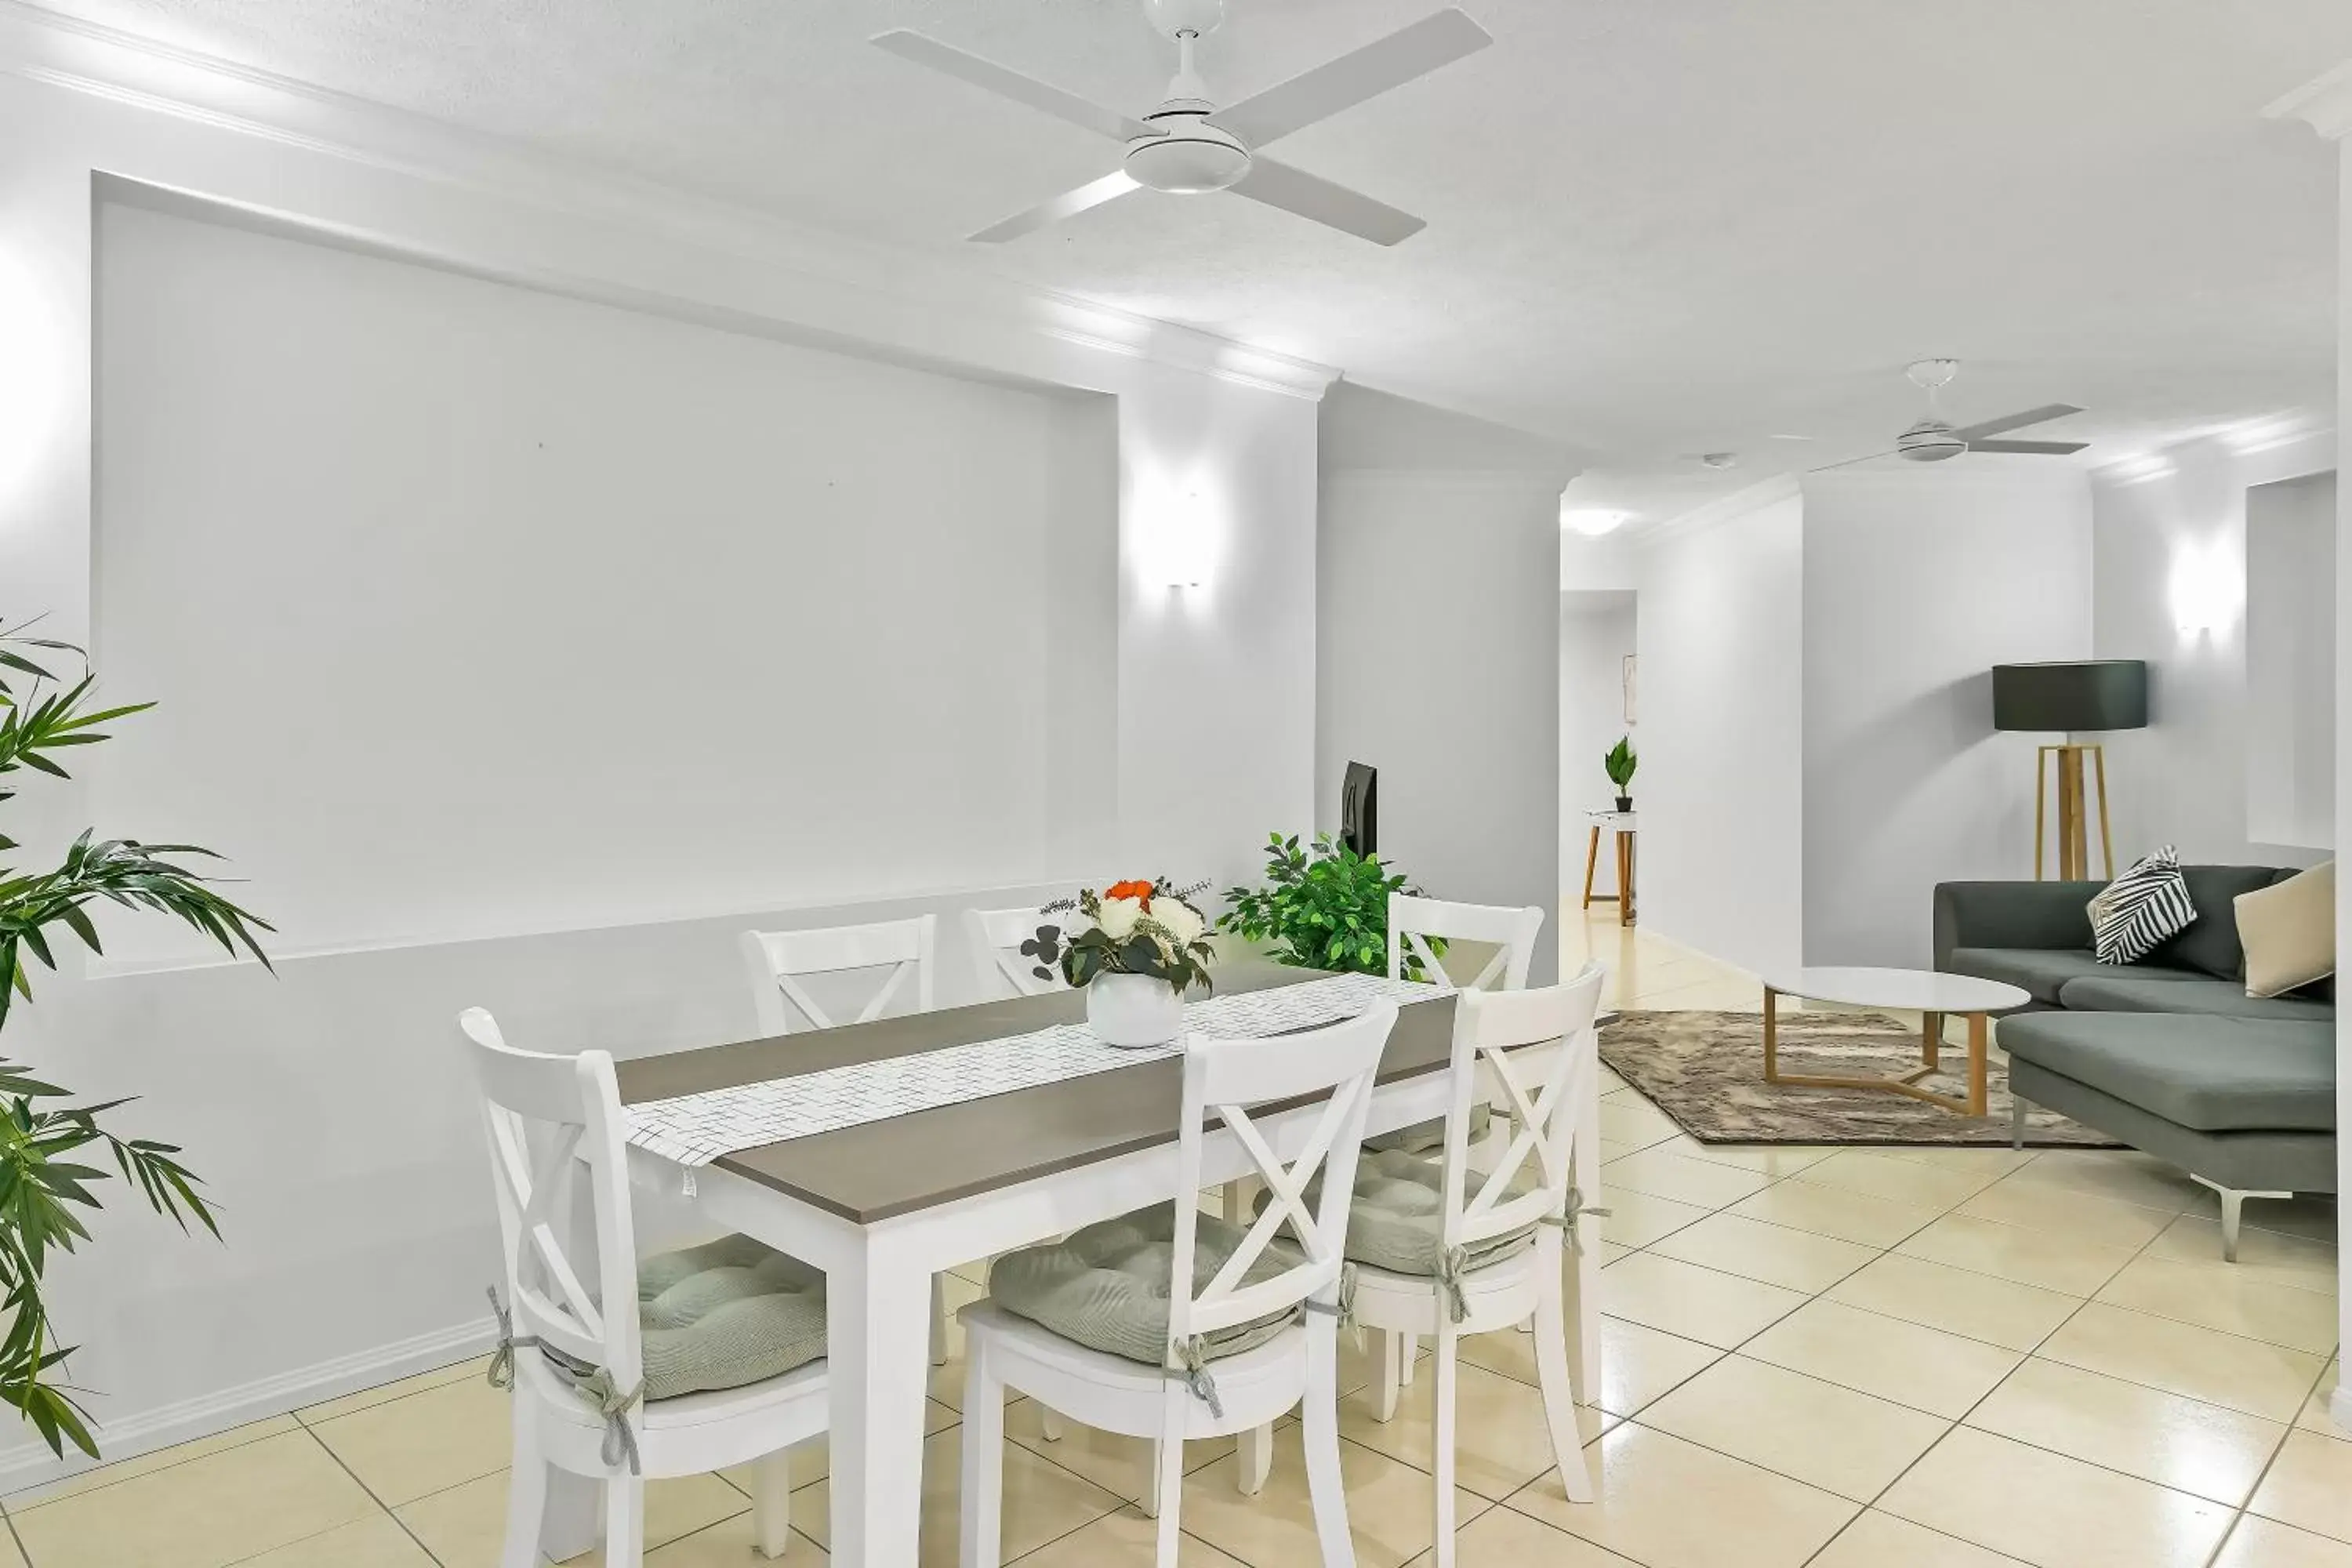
[1127,113,1251,194]
[1897,420,1967,462]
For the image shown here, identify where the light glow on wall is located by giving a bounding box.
[0,245,66,516]
[1134,465,1219,589]
[2169,538,2243,637]
[1562,506,1632,537]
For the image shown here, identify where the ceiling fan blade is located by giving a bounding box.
[1206,8,1492,148]
[969,170,1142,243]
[1228,158,1425,245]
[870,30,1155,143]
[1951,402,2083,442]
[1967,438,2090,456]
[1808,449,1899,474]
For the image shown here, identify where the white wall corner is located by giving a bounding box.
[2263,58,2352,140]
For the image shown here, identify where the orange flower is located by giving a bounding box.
[1104,878,1156,908]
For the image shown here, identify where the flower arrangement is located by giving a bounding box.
[1034,877,1218,995]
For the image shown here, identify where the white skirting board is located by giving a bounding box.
[0,1315,497,1501]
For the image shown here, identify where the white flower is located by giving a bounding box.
[1095,895,1145,941]
[1151,897,1206,947]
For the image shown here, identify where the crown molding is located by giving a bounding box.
[0,1,1339,401]
[2264,58,2352,141]
[1639,474,1802,546]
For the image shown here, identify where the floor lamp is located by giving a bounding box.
[1992,660,2149,881]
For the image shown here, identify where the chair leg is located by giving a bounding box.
[602,1472,645,1568]
[752,1448,793,1559]
[1401,1334,1419,1387]
[1138,1439,1161,1519]
[1301,1319,1357,1568]
[931,1272,950,1367]
[1374,1328,1403,1422]
[1533,1233,1595,1504]
[500,1419,549,1568]
[1432,1321,1460,1568]
[1039,1408,1064,1442]
[1152,1394,1189,1568]
[960,1347,1004,1568]
[1239,1421,1273,1496]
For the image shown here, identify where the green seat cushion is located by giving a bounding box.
[988,1207,1298,1367]
[1260,1149,1541,1279]
[1998,1014,2336,1133]
[636,1234,828,1402]
[2055,972,2336,1023]
[1945,947,2111,1006]
[1367,1105,1493,1156]
[2145,866,2292,980]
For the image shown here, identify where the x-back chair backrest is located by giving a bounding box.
[1164,1002,1397,1354]
[961,906,1070,1000]
[1387,895,1547,993]
[1439,965,1606,1254]
[741,913,938,1035]
[458,1007,643,1396]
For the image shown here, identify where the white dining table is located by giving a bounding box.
[542,964,1602,1568]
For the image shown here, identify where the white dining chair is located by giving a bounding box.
[739,913,954,1365]
[1352,970,1606,1565]
[459,1008,826,1568]
[960,906,1069,1000]
[957,1003,1398,1568]
[1387,893,1547,992]
[739,913,938,1036]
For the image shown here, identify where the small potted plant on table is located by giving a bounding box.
[1038,878,1216,1047]
[1605,736,1637,813]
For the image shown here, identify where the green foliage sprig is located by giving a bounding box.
[1036,877,1217,995]
[1216,832,1437,978]
[0,618,274,1458]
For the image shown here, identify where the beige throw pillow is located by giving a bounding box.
[2235,862,2334,999]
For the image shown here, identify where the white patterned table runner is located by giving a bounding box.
[627,972,1449,1170]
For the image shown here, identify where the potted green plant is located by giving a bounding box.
[1604,736,1637,813]
[1031,877,1216,1047]
[0,619,272,1457]
[1218,833,1439,978]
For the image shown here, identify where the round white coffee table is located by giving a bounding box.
[1758,967,2031,1118]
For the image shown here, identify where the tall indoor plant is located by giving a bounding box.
[0,619,272,1457]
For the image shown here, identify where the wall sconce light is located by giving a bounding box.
[2169,539,2242,637]
[1154,488,1211,588]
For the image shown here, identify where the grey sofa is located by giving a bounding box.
[1934,867,2335,1259]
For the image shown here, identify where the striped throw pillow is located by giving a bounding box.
[2092,845,2198,964]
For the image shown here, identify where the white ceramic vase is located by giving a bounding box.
[1087,971,1185,1049]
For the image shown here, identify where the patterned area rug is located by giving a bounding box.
[1599,1009,2122,1148]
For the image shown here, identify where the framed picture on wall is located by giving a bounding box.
[1622,654,1638,726]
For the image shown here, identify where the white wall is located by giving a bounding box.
[0,49,1330,1483]
[1798,468,2095,967]
[93,198,1118,962]
[1632,481,1805,978]
[1316,386,1577,980]
[2245,470,2337,851]
[2092,431,2335,867]
[1560,591,1637,887]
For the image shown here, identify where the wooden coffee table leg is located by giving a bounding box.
[1762,985,1779,1083]
[1921,1011,1943,1072]
[1966,1012,1989,1116]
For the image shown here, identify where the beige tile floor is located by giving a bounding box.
[5,908,2343,1568]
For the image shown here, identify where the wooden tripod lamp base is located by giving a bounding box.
[2035,743,2113,882]
[1993,660,2147,884]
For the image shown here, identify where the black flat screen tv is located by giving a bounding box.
[1340,761,1377,857]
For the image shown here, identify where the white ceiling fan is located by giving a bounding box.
[1817,360,2090,470]
[869,0,1491,245]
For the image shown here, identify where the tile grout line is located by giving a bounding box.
[281,1418,448,1568]
[2196,1352,2343,1568]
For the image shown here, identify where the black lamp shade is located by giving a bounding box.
[1992,660,2148,732]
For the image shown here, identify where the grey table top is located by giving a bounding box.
[615,962,1461,1225]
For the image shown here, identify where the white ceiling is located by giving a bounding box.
[45,0,2352,521]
